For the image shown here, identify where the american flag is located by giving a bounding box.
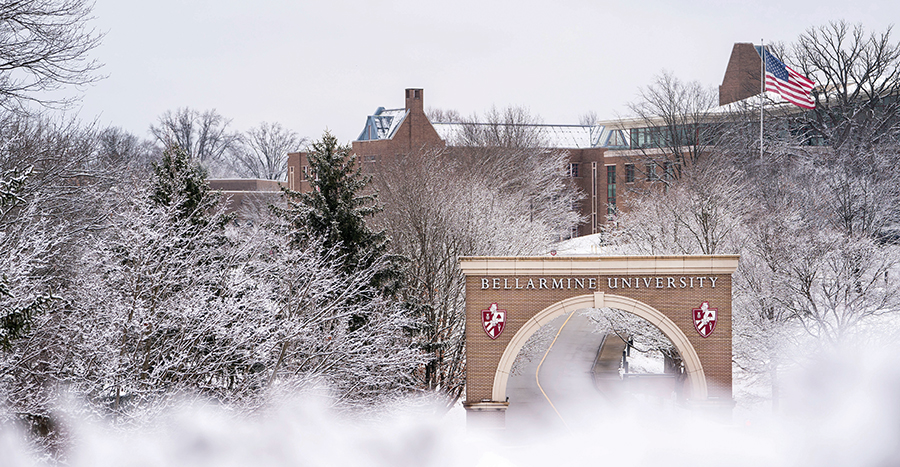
[760,47,816,109]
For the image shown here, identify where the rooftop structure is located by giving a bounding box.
[356,107,408,142]
[430,122,629,149]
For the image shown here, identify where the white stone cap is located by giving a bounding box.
[458,255,740,276]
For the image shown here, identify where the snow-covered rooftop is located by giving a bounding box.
[431,122,629,149]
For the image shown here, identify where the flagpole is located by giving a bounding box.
[760,39,764,160]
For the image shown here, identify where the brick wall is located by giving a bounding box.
[566,148,606,235]
[286,152,312,193]
[208,178,286,214]
[719,42,762,106]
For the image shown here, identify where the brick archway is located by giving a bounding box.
[459,255,739,429]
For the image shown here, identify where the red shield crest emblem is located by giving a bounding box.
[692,301,717,338]
[482,303,506,340]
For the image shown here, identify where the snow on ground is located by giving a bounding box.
[625,349,665,374]
[6,332,900,466]
[547,233,607,256]
[548,232,639,256]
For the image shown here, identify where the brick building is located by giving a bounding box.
[288,88,642,237]
[283,44,777,237]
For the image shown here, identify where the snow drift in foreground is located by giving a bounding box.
[4,335,900,467]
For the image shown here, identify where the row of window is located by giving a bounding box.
[617,162,674,183]
[305,158,670,185]
[626,113,892,150]
[629,123,721,150]
[295,158,668,218]
[645,161,676,181]
[573,161,679,218]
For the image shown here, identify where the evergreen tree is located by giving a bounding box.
[280,132,390,280]
[150,145,219,226]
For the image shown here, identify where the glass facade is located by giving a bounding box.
[628,123,723,150]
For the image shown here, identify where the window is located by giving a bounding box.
[631,125,713,149]
[606,165,616,215]
[608,130,627,148]
[568,163,579,178]
[631,127,665,149]
[647,162,659,181]
[302,166,309,181]
[288,166,295,191]
[664,161,674,180]
[625,164,635,183]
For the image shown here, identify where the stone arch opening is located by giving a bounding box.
[492,292,706,403]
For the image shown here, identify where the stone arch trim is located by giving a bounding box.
[491,292,708,401]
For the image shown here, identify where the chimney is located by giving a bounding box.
[405,88,424,113]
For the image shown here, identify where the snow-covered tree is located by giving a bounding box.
[374,119,583,409]
[623,70,722,183]
[612,153,749,256]
[95,126,159,174]
[2,165,421,430]
[0,120,423,454]
[0,113,124,453]
[792,21,900,153]
[0,166,54,351]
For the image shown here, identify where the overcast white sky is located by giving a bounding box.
[76,0,899,145]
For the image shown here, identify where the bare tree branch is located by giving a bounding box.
[228,122,304,180]
[0,0,103,111]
